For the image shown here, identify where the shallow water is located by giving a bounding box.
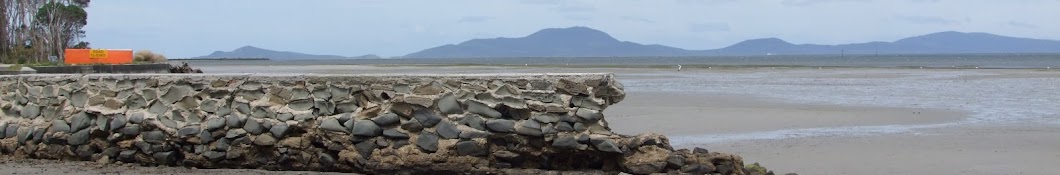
[619,69,1060,145]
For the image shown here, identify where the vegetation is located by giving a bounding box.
[134,50,168,63]
[2,0,91,64]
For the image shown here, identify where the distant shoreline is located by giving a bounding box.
[171,58,270,61]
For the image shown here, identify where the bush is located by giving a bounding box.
[134,50,168,63]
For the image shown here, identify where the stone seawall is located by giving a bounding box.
[0,74,745,174]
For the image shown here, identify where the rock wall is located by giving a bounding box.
[0,74,745,174]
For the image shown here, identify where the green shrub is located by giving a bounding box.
[134,50,168,63]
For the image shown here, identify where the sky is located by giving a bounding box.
[83,0,1060,58]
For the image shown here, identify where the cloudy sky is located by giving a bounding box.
[83,0,1060,58]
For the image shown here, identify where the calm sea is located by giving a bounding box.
[180,54,1060,69]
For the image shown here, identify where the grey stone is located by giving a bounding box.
[436,121,460,139]
[233,101,251,115]
[67,129,91,145]
[276,113,294,121]
[591,138,622,153]
[343,118,355,131]
[573,122,587,132]
[96,114,110,131]
[415,132,439,153]
[205,117,225,131]
[392,139,409,149]
[515,120,543,136]
[355,139,377,158]
[314,100,335,115]
[287,99,314,111]
[319,117,348,133]
[225,129,247,139]
[437,94,463,115]
[693,147,709,154]
[400,118,423,132]
[0,123,7,138]
[148,100,169,115]
[243,118,264,135]
[485,119,516,133]
[318,153,336,165]
[16,127,31,144]
[129,112,145,124]
[459,115,487,131]
[161,85,191,104]
[458,130,490,139]
[19,104,40,118]
[70,91,88,107]
[118,150,137,162]
[335,102,358,114]
[225,115,244,128]
[455,140,487,156]
[109,114,127,131]
[532,114,560,123]
[681,164,716,174]
[121,124,141,136]
[291,88,311,100]
[589,123,612,135]
[575,108,603,122]
[270,122,289,137]
[577,134,591,144]
[177,126,201,137]
[371,113,400,126]
[153,151,178,165]
[571,96,604,110]
[158,117,178,129]
[351,120,383,137]
[143,131,167,144]
[667,154,686,169]
[199,130,214,143]
[204,151,225,161]
[412,109,442,127]
[552,135,579,149]
[49,119,71,133]
[382,129,409,139]
[467,100,501,118]
[199,99,218,113]
[253,134,277,146]
[3,124,17,139]
[70,112,92,132]
[236,90,264,101]
[626,163,666,175]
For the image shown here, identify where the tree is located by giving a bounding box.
[35,1,87,62]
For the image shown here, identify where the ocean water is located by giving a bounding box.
[182,54,1060,69]
[618,69,1060,145]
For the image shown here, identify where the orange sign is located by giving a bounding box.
[65,49,133,65]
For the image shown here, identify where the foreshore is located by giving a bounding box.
[3,64,1057,174]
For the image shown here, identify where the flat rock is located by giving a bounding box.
[67,129,91,145]
[143,130,167,144]
[225,115,244,128]
[351,120,382,137]
[287,99,314,111]
[575,108,602,122]
[458,130,490,139]
[458,115,486,131]
[400,118,424,132]
[320,117,348,133]
[129,112,145,124]
[270,122,289,137]
[109,114,128,131]
[382,129,409,139]
[70,112,92,132]
[551,135,580,149]
[485,119,516,133]
[415,132,439,153]
[371,113,400,126]
[455,140,487,156]
[177,126,201,137]
[355,139,377,158]
[205,117,225,131]
[243,118,264,135]
[120,124,141,136]
[225,129,247,139]
[412,109,442,127]
[467,100,501,118]
[49,120,71,133]
[437,94,463,114]
[531,114,560,123]
[436,121,460,139]
[591,138,622,153]
[276,113,294,121]
[515,120,543,136]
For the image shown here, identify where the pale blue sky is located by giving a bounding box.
[83,0,1060,58]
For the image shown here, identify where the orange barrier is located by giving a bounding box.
[64,49,134,65]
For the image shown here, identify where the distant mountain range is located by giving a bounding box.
[404,27,1060,58]
[194,46,379,60]
[194,27,1060,59]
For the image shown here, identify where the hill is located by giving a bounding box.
[195,46,380,60]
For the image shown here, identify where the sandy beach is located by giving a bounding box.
[4,64,1058,174]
